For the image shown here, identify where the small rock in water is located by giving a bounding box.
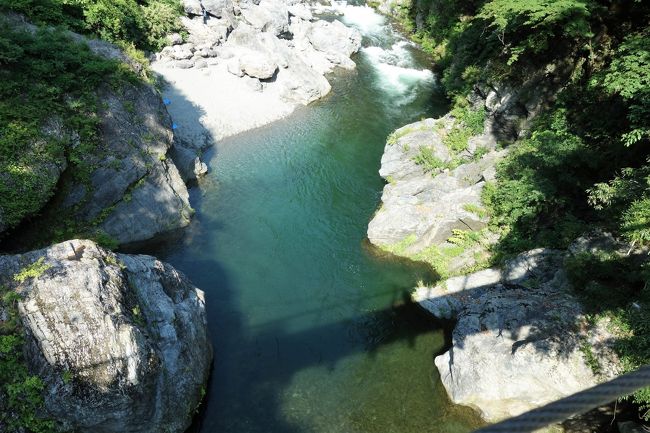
[194,157,208,177]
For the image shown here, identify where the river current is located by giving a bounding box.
[148,4,483,432]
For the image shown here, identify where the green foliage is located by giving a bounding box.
[413,229,488,278]
[477,0,593,64]
[13,258,51,283]
[0,286,56,432]
[450,101,486,135]
[443,127,472,153]
[0,0,184,51]
[0,24,125,232]
[591,30,650,146]
[462,203,488,218]
[412,147,445,173]
[621,198,650,245]
[566,253,650,416]
[443,100,486,153]
[482,109,604,255]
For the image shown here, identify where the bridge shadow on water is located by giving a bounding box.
[133,214,628,433]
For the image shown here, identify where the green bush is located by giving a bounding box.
[0,24,124,232]
[0,0,183,51]
[412,147,445,173]
[566,252,650,418]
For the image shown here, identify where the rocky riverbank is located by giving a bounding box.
[368,107,627,427]
[1,2,365,430]
[364,15,627,423]
[412,241,622,422]
[152,0,362,181]
[367,112,503,277]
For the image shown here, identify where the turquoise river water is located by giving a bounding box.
[147,4,484,433]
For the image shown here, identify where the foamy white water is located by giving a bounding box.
[362,43,434,102]
[332,1,387,35]
[330,2,435,102]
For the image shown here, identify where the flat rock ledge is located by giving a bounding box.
[412,248,619,423]
[0,239,212,433]
[367,116,503,275]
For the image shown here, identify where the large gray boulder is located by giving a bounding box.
[290,18,362,72]
[367,117,501,255]
[0,239,212,433]
[412,249,607,422]
[224,24,331,104]
[307,19,362,59]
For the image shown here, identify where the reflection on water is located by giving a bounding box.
[144,3,483,433]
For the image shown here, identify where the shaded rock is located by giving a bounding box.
[0,239,212,433]
[618,421,648,433]
[78,82,191,245]
[413,249,607,422]
[100,159,191,245]
[474,58,577,142]
[0,26,192,248]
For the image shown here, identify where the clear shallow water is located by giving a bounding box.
[146,4,484,433]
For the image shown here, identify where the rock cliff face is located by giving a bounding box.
[152,0,362,180]
[1,16,192,247]
[367,115,503,276]
[412,248,617,422]
[74,81,191,246]
[0,239,212,433]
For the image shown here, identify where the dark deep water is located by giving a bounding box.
[146,4,484,432]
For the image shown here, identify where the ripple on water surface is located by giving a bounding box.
[146,3,484,433]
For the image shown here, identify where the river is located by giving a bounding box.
[147,3,484,432]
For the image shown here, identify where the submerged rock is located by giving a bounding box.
[412,249,617,422]
[0,239,212,433]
